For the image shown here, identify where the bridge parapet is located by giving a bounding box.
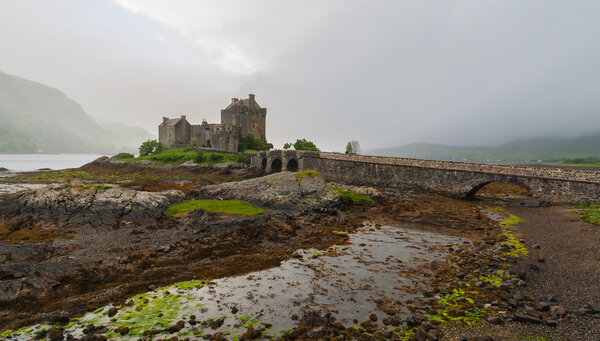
[250,151,600,204]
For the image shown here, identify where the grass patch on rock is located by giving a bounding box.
[296,170,321,182]
[572,203,600,226]
[166,199,264,218]
[326,184,373,205]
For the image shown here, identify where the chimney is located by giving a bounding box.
[181,115,186,120]
[249,94,255,106]
[231,98,238,104]
[202,119,207,125]
[163,117,169,123]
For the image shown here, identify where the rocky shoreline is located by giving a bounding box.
[0,161,597,340]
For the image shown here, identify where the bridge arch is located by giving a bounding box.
[465,179,531,200]
[270,158,282,173]
[261,158,267,172]
[286,159,298,172]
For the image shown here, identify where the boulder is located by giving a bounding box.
[0,185,184,228]
[196,172,342,209]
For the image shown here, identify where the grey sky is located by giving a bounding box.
[1,0,599,151]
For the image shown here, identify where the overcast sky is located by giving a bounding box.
[1,0,599,151]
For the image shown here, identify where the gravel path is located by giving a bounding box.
[444,205,600,340]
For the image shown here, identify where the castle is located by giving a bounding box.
[158,94,267,152]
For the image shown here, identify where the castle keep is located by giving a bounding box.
[159,94,267,152]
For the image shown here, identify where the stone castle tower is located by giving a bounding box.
[159,94,267,152]
[221,94,267,139]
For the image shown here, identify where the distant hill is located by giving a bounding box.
[368,135,600,164]
[0,71,152,153]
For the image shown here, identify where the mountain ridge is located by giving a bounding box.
[0,71,152,153]
[367,135,600,163]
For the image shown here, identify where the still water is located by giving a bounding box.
[0,154,105,172]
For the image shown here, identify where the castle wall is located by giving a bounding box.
[175,120,192,146]
[191,124,240,152]
[159,118,191,148]
[159,126,176,148]
[221,105,266,139]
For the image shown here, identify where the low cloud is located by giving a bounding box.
[1,1,599,151]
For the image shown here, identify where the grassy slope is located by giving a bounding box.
[117,148,247,166]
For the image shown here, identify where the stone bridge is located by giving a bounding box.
[251,151,600,204]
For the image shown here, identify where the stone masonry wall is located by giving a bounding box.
[252,151,600,204]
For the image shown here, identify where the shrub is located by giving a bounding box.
[139,140,165,156]
[114,153,134,160]
[238,133,272,152]
[208,153,225,163]
[288,139,319,151]
[345,140,360,155]
[194,151,206,163]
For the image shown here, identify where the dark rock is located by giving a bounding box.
[535,302,550,312]
[513,313,544,324]
[167,320,185,333]
[369,313,378,322]
[486,316,504,325]
[107,307,118,317]
[115,326,130,336]
[531,244,541,249]
[48,328,64,341]
[549,305,567,316]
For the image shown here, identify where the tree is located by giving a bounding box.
[345,140,360,155]
[238,133,272,152]
[292,139,319,151]
[139,140,165,156]
[283,143,292,149]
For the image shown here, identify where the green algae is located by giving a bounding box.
[109,291,191,336]
[479,270,512,287]
[499,214,528,257]
[171,279,206,290]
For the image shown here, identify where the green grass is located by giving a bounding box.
[572,203,600,225]
[166,199,265,218]
[117,147,247,166]
[114,152,134,160]
[560,157,600,167]
[326,184,373,205]
[94,185,113,191]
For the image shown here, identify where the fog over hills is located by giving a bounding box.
[0,71,152,153]
[367,134,600,164]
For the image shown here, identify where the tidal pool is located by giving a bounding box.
[3,225,466,340]
[0,183,46,195]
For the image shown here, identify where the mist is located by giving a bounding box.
[1,0,599,152]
